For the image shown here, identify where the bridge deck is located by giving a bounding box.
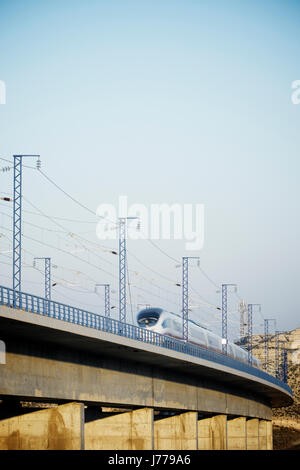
[0,301,293,409]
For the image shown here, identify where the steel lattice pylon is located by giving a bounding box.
[182,257,189,341]
[264,319,269,372]
[13,156,22,304]
[34,257,51,316]
[239,300,248,343]
[33,258,51,300]
[247,304,253,364]
[221,284,237,354]
[118,216,139,325]
[281,343,288,383]
[95,283,111,318]
[264,318,276,373]
[12,155,40,307]
[119,218,127,323]
[182,256,200,342]
[104,284,110,317]
[275,330,279,379]
[246,303,261,365]
[222,285,228,354]
[44,258,51,300]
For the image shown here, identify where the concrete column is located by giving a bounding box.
[85,407,154,450]
[259,420,273,450]
[198,415,227,450]
[154,412,198,450]
[246,418,259,450]
[227,417,246,450]
[266,420,273,450]
[0,402,84,450]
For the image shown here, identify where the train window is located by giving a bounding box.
[162,319,172,329]
[228,344,234,357]
[173,321,181,331]
[208,335,221,350]
[252,356,261,367]
[234,347,243,361]
[189,326,196,339]
[137,310,160,327]
[197,330,207,346]
[232,345,247,362]
[241,349,248,361]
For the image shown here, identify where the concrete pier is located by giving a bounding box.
[0,402,84,450]
[85,408,153,450]
[246,418,259,450]
[259,420,273,450]
[154,412,198,450]
[0,304,283,451]
[0,400,274,450]
[227,417,247,450]
[198,415,227,450]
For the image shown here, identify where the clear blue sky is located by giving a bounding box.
[0,0,299,336]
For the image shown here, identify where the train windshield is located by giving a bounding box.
[137,308,163,327]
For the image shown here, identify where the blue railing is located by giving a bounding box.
[0,284,292,396]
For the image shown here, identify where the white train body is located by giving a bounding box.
[136,307,261,368]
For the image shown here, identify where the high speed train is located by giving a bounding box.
[136,307,261,368]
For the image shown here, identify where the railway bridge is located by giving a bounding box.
[0,285,293,450]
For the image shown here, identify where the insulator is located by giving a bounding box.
[36,158,41,170]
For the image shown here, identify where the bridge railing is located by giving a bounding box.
[0,284,292,395]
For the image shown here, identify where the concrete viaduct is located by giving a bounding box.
[0,304,293,450]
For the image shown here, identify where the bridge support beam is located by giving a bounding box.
[246,418,259,450]
[85,408,154,450]
[198,415,227,450]
[0,402,84,450]
[227,417,247,450]
[154,412,198,450]
[259,420,273,450]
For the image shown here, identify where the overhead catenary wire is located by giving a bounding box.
[21,181,184,305]
[0,223,182,310]
[18,195,188,305]
[1,160,271,335]
[38,169,104,218]
[34,167,225,307]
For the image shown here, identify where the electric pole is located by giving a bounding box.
[264,318,276,373]
[182,257,200,341]
[33,257,51,300]
[95,283,111,317]
[119,217,139,324]
[221,284,237,354]
[12,155,40,307]
[247,304,261,365]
